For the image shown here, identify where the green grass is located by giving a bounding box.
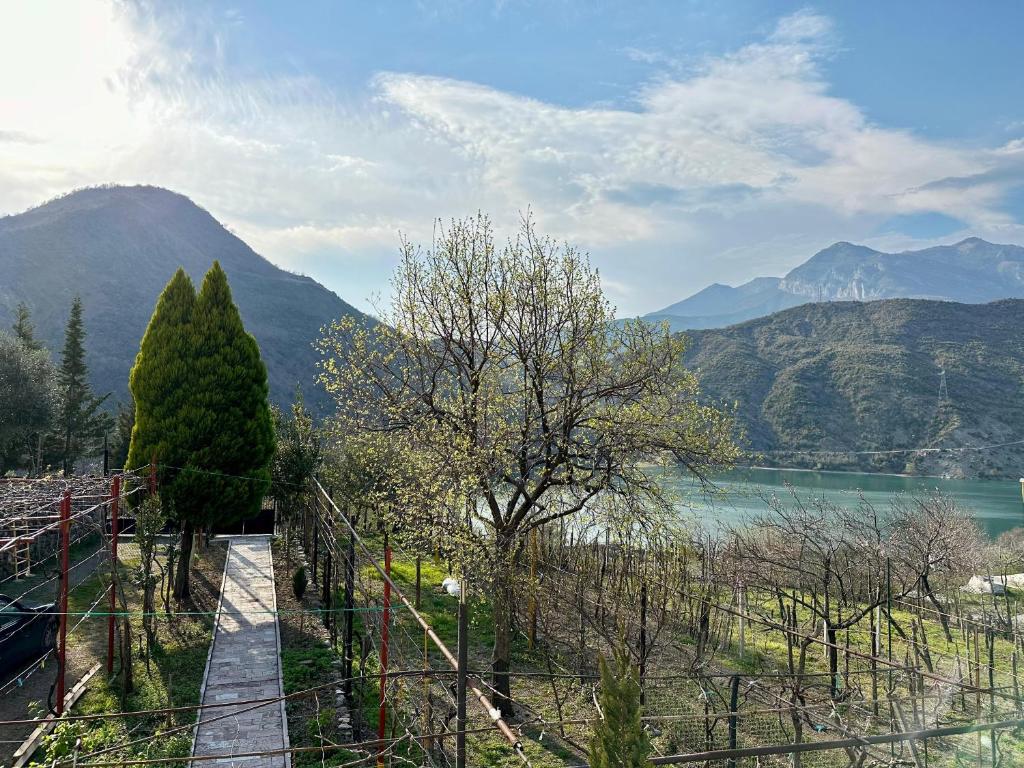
[29,549,219,768]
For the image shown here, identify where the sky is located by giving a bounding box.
[2,1,1024,317]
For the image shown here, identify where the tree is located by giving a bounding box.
[318,215,736,712]
[56,297,111,475]
[0,331,58,474]
[127,269,197,514]
[271,387,322,569]
[109,400,135,473]
[173,261,275,598]
[890,493,983,641]
[133,493,167,652]
[588,646,652,768]
[12,302,43,351]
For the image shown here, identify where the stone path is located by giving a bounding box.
[192,536,290,767]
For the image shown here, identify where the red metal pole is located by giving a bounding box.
[56,490,70,715]
[377,541,391,766]
[106,475,120,675]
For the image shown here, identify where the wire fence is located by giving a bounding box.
[4,470,1024,767]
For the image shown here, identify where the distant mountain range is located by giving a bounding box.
[647,238,1024,330]
[0,186,367,413]
[684,298,1024,478]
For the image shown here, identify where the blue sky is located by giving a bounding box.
[2,1,1024,315]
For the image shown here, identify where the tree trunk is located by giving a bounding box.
[491,532,516,720]
[826,621,839,699]
[173,520,194,600]
[491,564,514,716]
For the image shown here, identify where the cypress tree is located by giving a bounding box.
[589,646,652,768]
[12,302,43,351]
[57,297,111,475]
[127,268,197,507]
[173,261,274,597]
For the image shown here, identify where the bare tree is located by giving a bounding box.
[889,493,983,641]
[318,214,736,713]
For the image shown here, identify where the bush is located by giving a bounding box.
[293,566,308,602]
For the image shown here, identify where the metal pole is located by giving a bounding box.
[56,490,71,715]
[377,537,391,767]
[456,579,468,768]
[106,476,120,675]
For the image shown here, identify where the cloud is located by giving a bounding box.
[1,4,1022,315]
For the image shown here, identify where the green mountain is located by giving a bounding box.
[0,185,366,413]
[683,299,1024,478]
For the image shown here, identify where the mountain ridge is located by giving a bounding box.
[0,185,365,413]
[648,237,1024,330]
[682,297,1024,478]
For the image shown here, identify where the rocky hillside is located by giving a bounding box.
[683,299,1024,478]
[650,238,1024,331]
[0,186,366,413]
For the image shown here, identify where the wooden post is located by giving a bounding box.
[377,539,391,767]
[528,529,538,649]
[639,581,648,706]
[415,556,421,610]
[737,584,746,658]
[423,627,433,753]
[322,552,332,629]
[727,675,740,768]
[106,476,120,675]
[344,524,356,703]
[56,491,71,715]
[312,518,319,583]
[456,578,468,768]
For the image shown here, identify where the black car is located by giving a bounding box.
[0,593,58,675]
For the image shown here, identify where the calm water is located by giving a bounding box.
[665,466,1024,539]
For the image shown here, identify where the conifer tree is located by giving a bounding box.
[12,302,43,351]
[588,647,652,768]
[173,261,274,597]
[127,269,197,508]
[56,297,111,475]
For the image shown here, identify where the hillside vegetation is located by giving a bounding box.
[683,298,1024,477]
[0,185,367,413]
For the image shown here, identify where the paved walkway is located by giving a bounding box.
[192,536,290,767]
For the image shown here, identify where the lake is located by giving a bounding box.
[666,466,1024,539]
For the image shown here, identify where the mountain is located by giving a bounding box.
[649,238,1024,331]
[0,185,367,413]
[645,277,806,330]
[683,298,1024,478]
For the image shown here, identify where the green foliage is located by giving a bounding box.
[109,398,134,472]
[179,261,275,526]
[272,387,322,522]
[12,301,43,350]
[127,268,197,510]
[588,646,652,768]
[293,565,308,602]
[129,263,275,527]
[318,214,736,708]
[682,299,1024,477]
[55,297,112,474]
[0,330,57,473]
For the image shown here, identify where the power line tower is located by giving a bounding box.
[938,369,950,404]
